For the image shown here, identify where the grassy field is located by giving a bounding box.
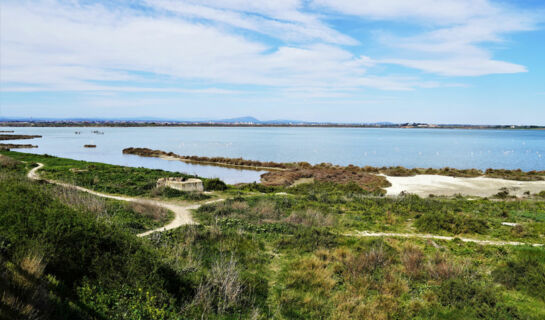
[1,151,544,319]
[1,151,225,199]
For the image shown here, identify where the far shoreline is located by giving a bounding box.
[1,121,544,130]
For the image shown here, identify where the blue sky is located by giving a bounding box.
[1,0,544,124]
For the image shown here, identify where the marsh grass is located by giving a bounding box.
[50,184,107,215]
[192,255,244,315]
[285,209,335,228]
[401,245,425,279]
[128,201,169,222]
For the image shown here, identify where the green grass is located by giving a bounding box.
[2,152,545,319]
[1,150,225,198]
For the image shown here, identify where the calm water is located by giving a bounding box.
[2,127,544,183]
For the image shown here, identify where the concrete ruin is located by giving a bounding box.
[157,177,204,192]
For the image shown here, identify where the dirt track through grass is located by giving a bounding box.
[27,163,223,237]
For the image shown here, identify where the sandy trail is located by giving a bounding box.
[27,163,223,237]
[383,174,545,197]
[349,231,543,247]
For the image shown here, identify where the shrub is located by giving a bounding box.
[492,247,545,301]
[425,253,463,280]
[345,245,390,277]
[437,279,499,313]
[401,245,424,279]
[192,255,244,315]
[285,209,334,228]
[415,211,489,235]
[128,201,169,221]
[494,188,510,199]
[204,178,227,191]
[251,199,280,220]
[0,155,20,169]
[50,185,107,214]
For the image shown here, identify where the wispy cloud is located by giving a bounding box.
[315,0,541,76]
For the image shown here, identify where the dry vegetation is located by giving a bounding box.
[260,163,390,193]
[128,201,170,221]
[50,185,107,215]
[0,154,21,168]
[0,251,52,320]
[0,143,38,150]
[0,134,42,141]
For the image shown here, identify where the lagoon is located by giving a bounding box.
[1,127,544,184]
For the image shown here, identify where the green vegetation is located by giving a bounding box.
[1,152,545,319]
[203,178,228,191]
[493,247,545,301]
[1,151,225,197]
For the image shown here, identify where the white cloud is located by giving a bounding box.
[313,0,539,76]
[313,0,496,24]
[380,58,526,77]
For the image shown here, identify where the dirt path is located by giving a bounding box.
[27,163,223,237]
[349,230,543,247]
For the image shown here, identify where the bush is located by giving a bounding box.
[415,211,489,235]
[401,245,424,279]
[0,155,20,169]
[236,182,279,193]
[435,278,524,318]
[425,253,463,280]
[494,188,511,199]
[492,247,545,301]
[128,201,169,221]
[204,178,227,191]
[285,209,334,228]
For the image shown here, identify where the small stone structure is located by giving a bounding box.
[157,177,204,192]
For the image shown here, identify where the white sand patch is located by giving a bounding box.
[383,174,545,197]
